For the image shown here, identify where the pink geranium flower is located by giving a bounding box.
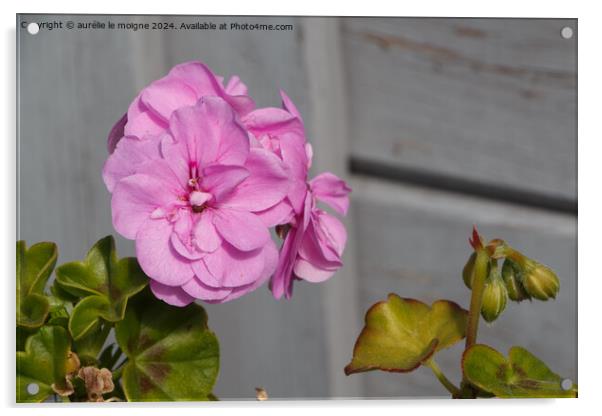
[107,61,254,153]
[104,59,352,305]
[106,97,289,306]
[243,92,352,299]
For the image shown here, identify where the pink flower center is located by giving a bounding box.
[186,162,213,213]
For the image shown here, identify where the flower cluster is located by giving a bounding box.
[103,61,351,306]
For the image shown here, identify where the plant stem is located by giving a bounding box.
[464,250,489,349]
[460,248,490,399]
[425,359,460,397]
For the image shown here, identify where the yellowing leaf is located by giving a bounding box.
[345,294,468,375]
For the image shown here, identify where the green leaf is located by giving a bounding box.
[345,294,468,375]
[55,236,147,340]
[462,344,577,398]
[16,241,58,328]
[16,326,71,402]
[46,295,72,330]
[74,322,112,365]
[115,289,220,401]
[16,326,36,351]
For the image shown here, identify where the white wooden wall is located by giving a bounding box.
[17,15,576,399]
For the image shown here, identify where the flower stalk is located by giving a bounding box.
[425,359,460,397]
[464,245,489,349]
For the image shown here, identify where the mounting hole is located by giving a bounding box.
[560,26,573,39]
[561,378,573,390]
[27,22,40,35]
[26,383,39,395]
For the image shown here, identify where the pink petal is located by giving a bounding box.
[170,211,204,260]
[126,92,146,121]
[107,113,127,153]
[270,226,298,300]
[201,165,249,202]
[102,135,162,192]
[280,90,303,122]
[181,274,232,302]
[168,61,255,116]
[310,172,351,216]
[293,258,336,283]
[243,107,304,138]
[111,171,181,239]
[220,148,290,212]
[159,134,193,190]
[168,103,219,167]
[169,98,249,167]
[287,180,309,216]
[280,139,310,213]
[314,210,348,258]
[254,200,294,227]
[270,193,313,299]
[141,78,198,122]
[136,218,195,286]
[168,61,219,97]
[171,232,205,261]
[203,242,265,287]
[207,241,278,303]
[124,110,166,139]
[225,75,248,95]
[193,210,221,253]
[150,280,195,307]
[212,208,269,252]
[297,220,343,271]
[191,257,222,288]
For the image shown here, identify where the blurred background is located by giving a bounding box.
[17,15,576,399]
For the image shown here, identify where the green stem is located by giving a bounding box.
[426,359,460,397]
[460,249,490,399]
[464,250,489,350]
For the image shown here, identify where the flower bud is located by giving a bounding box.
[462,252,476,289]
[501,259,531,302]
[480,263,508,323]
[462,252,491,289]
[521,260,560,301]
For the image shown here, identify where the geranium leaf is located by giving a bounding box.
[345,294,468,375]
[16,325,71,402]
[462,344,577,398]
[115,289,220,401]
[16,241,58,328]
[55,236,147,340]
[74,322,112,366]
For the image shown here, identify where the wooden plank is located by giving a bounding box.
[350,175,577,397]
[342,18,577,201]
[301,17,362,398]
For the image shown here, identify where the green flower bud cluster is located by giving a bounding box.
[504,251,560,301]
[462,232,561,323]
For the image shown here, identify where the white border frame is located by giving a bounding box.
[2,1,599,414]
